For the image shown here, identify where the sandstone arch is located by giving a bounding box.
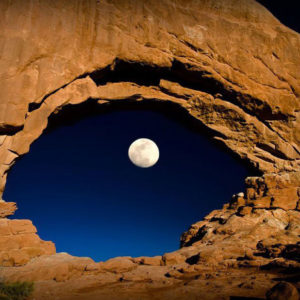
[1,0,300,202]
[0,1,300,298]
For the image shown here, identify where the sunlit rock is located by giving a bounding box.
[0,0,299,299]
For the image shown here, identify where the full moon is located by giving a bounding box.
[128,138,160,168]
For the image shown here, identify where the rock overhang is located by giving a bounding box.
[0,1,300,201]
[0,2,299,298]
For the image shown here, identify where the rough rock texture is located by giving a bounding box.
[180,199,300,269]
[0,204,55,267]
[181,173,300,248]
[0,201,16,218]
[0,0,300,299]
[0,0,300,197]
[1,185,300,299]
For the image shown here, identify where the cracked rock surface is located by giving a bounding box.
[0,0,300,299]
[0,0,300,196]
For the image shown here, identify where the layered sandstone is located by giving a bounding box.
[0,0,300,299]
[1,195,299,300]
[1,175,300,299]
[0,0,300,198]
[0,203,55,267]
[0,201,16,218]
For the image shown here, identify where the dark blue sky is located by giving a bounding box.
[4,102,255,261]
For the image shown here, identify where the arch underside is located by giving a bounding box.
[0,2,300,297]
[0,0,300,204]
[0,60,299,199]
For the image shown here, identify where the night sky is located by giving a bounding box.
[4,102,254,261]
[3,1,299,262]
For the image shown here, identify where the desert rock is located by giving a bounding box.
[0,0,300,197]
[0,216,55,267]
[0,0,299,300]
[0,202,17,218]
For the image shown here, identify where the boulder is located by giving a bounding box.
[99,257,137,273]
[162,252,186,266]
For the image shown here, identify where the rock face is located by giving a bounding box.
[181,173,300,249]
[180,196,300,268]
[0,203,55,267]
[266,282,299,300]
[0,0,300,196]
[0,0,300,299]
[0,201,17,218]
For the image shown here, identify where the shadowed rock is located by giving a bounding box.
[266,282,299,300]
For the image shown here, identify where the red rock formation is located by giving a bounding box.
[0,203,55,267]
[180,174,300,271]
[0,0,300,196]
[0,201,17,218]
[0,0,299,299]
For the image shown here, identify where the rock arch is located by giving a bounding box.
[1,58,300,193]
[0,1,300,297]
[1,0,300,201]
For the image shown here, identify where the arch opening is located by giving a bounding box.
[4,100,259,261]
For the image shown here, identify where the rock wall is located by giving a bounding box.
[0,0,300,201]
[0,202,55,267]
[1,196,300,300]
[0,1,300,298]
[180,174,300,264]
